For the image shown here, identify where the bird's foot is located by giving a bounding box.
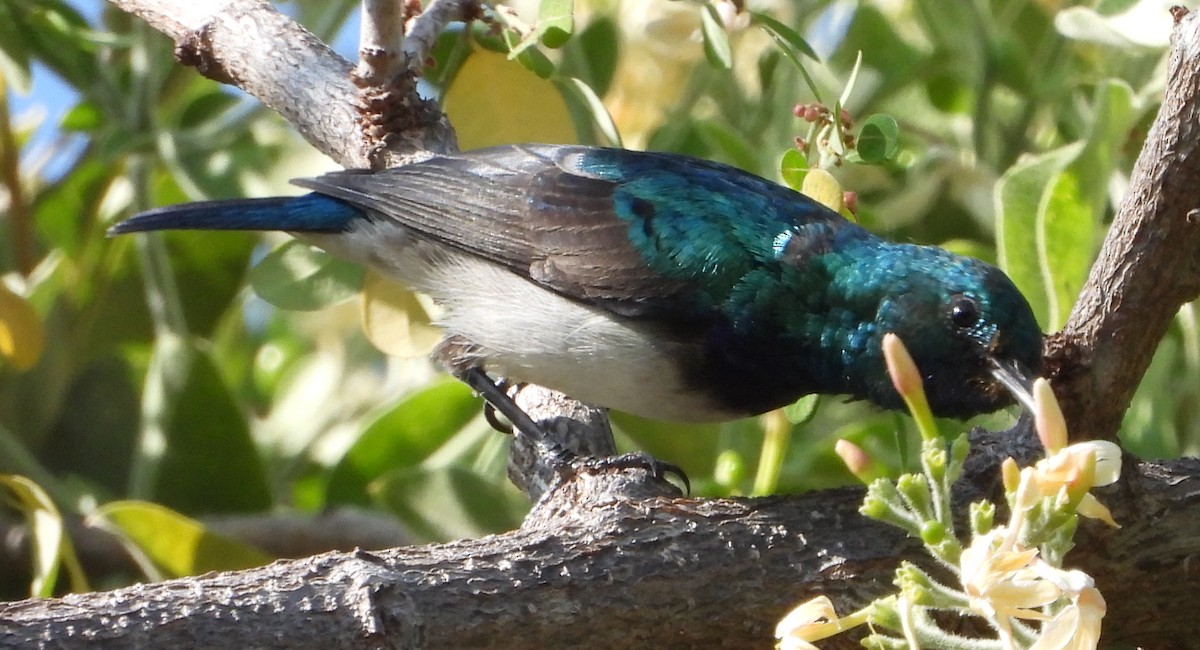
[458,366,688,494]
[563,451,691,494]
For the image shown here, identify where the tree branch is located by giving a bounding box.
[110,0,371,168]
[355,0,408,84]
[1048,9,1200,441]
[1,453,1197,648]
[401,0,481,73]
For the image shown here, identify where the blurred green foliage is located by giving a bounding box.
[0,0,1195,599]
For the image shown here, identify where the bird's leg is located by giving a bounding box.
[459,366,574,464]
[432,335,689,493]
[432,335,575,462]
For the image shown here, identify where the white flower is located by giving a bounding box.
[775,596,842,650]
[1029,587,1107,650]
[961,529,1061,623]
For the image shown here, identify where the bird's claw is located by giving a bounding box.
[482,401,514,435]
[565,451,691,494]
[482,378,520,435]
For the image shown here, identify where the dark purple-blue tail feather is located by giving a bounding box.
[107,193,361,236]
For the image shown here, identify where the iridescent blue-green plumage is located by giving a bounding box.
[110,144,1043,420]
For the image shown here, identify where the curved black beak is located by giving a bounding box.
[989,357,1037,413]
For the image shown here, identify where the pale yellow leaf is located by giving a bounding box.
[444,50,576,149]
[800,168,844,213]
[94,501,270,577]
[361,270,442,358]
[0,283,44,371]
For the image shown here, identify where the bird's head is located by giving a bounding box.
[873,249,1043,418]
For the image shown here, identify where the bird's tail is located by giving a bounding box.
[107,193,361,236]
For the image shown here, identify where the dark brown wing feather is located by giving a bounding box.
[292,144,692,316]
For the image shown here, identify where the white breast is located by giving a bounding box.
[301,225,738,422]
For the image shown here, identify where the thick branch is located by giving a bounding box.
[110,0,371,168]
[110,0,458,167]
[0,456,1197,648]
[1048,10,1200,441]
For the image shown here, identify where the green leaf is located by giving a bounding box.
[749,12,818,60]
[751,11,822,100]
[59,100,102,132]
[761,29,821,101]
[43,355,139,494]
[33,158,115,255]
[327,381,481,506]
[939,238,995,264]
[16,0,100,91]
[1123,333,1187,458]
[538,0,574,48]
[95,501,271,577]
[178,90,241,130]
[995,143,1083,330]
[783,394,820,425]
[469,21,509,53]
[779,148,807,191]
[374,466,528,542]
[1073,80,1138,217]
[699,3,733,70]
[568,17,618,96]
[1,475,65,597]
[695,120,758,172]
[925,73,972,114]
[995,80,1133,331]
[1038,171,1094,331]
[912,0,983,73]
[248,241,364,312]
[832,5,920,102]
[857,114,900,164]
[558,77,622,147]
[160,229,258,337]
[503,30,556,79]
[712,449,747,487]
[138,335,272,514]
[426,26,474,90]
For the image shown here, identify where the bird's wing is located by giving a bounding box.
[293,144,850,317]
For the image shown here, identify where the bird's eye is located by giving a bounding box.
[949,295,980,329]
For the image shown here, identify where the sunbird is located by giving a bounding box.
[110,145,1042,442]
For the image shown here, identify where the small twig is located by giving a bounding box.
[355,0,407,85]
[402,0,480,73]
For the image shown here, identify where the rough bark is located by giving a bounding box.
[1,1,1198,648]
[1,454,1197,649]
